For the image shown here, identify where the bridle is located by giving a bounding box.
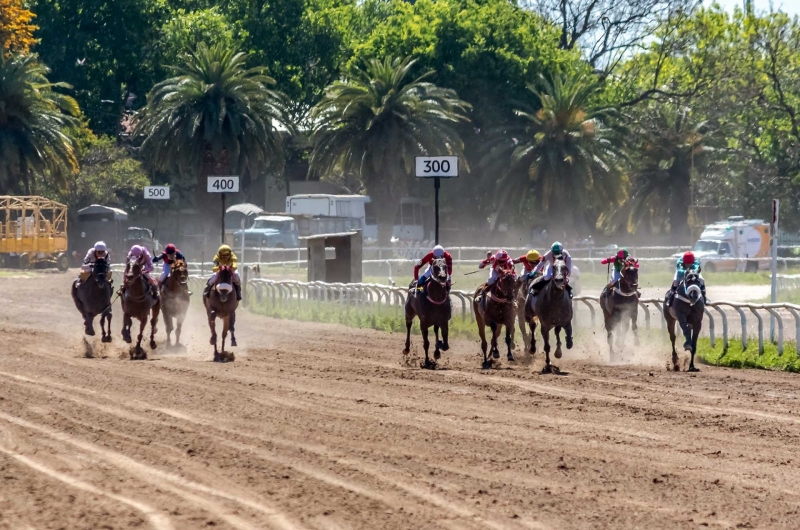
[675,270,702,306]
[615,259,639,297]
[170,259,189,286]
[551,258,567,291]
[489,269,516,304]
[424,257,449,305]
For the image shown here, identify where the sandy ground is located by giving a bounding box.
[1,273,800,529]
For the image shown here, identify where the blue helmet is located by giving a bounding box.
[551,241,563,254]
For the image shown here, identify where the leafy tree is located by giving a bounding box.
[309,56,471,244]
[135,42,293,231]
[155,7,242,72]
[0,0,37,54]
[0,53,79,194]
[482,73,627,232]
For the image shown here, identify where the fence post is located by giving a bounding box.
[765,307,784,355]
[710,304,728,353]
[748,306,764,354]
[704,307,716,349]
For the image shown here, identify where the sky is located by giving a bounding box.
[711,0,800,16]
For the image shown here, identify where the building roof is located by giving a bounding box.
[226,203,265,216]
[77,204,129,220]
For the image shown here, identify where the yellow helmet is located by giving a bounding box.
[218,244,232,256]
[527,249,540,262]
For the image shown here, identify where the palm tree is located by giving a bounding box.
[135,42,292,230]
[620,106,710,238]
[0,53,79,194]
[309,56,471,245]
[481,73,627,232]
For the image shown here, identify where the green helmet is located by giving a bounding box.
[551,241,563,254]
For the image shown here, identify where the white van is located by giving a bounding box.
[285,194,369,219]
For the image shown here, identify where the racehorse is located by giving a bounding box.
[204,265,238,362]
[161,258,190,347]
[121,261,160,359]
[72,258,113,342]
[474,269,517,368]
[529,257,573,373]
[600,258,640,357]
[404,257,451,369]
[664,269,705,372]
[514,273,538,350]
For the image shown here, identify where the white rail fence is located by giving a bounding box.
[213,277,800,357]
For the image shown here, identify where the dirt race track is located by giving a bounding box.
[2,274,800,529]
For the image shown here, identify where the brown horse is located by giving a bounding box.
[204,265,238,362]
[161,258,190,347]
[474,269,517,369]
[600,258,640,357]
[72,258,113,342]
[121,261,160,359]
[404,257,451,369]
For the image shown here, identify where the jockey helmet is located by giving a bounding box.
[526,249,540,262]
[495,250,509,262]
[129,245,144,258]
[682,251,695,265]
[617,248,628,260]
[94,241,107,253]
[165,243,176,255]
[432,245,445,257]
[218,244,232,257]
[551,241,563,254]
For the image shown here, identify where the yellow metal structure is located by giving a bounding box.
[0,196,69,270]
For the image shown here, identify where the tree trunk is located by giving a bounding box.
[669,162,692,242]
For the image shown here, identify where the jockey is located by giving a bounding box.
[152,244,185,285]
[513,249,542,279]
[531,241,573,297]
[121,245,158,298]
[79,241,110,283]
[667,251,707,305]
[601,248,630,289]
[479,249,515,286]
[205,244,241,301]
[414,244,453,290]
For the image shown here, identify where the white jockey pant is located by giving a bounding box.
[207,270,241,286]
[488,268,506,285]
[159,262,171,283]
[610,268,621,284]
[80,263,92,273]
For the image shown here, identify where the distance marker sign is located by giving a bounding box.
[144,186,170,199]
[207,176,240,193]
[415,156,458,178]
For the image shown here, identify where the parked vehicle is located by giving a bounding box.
[71,204,129,264]
[225,203,265,246]
[673,216,770,272]
[125,226,159,255]
[233,215,300,249]
[0,195,69,271]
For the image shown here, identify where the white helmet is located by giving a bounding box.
[94,241,107,252]
[432,245,445,257]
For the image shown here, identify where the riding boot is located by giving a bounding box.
[234,283,242,301]
[203,284,211,298]
[567,283,573,299]
[665,285,677,306]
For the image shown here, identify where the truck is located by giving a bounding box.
[232,213,363,249]
[675,216,770,273]
[0,196,70,271]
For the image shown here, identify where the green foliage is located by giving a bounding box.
[696,338,800,373]
[0,53,79,194]
[155,8,242,71]
[309,56,470,243]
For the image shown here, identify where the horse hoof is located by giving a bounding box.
[492,350,500,359]
[123,336,131,344]
[402,347,410,355]
[85,326,96,337]
[434,350,441,360]
[673,364,680,372]
[507,353,515,362]
[683,341,692,351]
[541,364,553,375]
[213,353,221,363]
[566,337,573,349]
[688,366,700,373]
[101,335,111,343]
[231,337,237,347]
[150,340,157,350]
[420,359,437,370]
[209,335,216,346]
[554,348,563,359]
[441,342,449,352]
[481,360,493,370]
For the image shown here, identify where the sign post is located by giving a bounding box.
[415,156,458,244]
[771,199,779,341]
[207,176,240,245]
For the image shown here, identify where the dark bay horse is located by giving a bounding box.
[205,265,238,362]
[474,269,517,368]
[72,258,113,342]
[161,258,190,347]
[121,261,160,359]
[529,257,573,373]
[664,269,705,372]
[600,258,640,356]
[404,257,451,369]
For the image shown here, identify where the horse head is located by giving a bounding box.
[430,257,449,286]
[215,266,234,303]
[171,259,189,285]
[621,258,639,290]
[92,258,109,286]
[494,269,517,302]
[551,257,568,290]
[682,269,703,304]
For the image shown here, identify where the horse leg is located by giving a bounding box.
[475,308,490,368]
[230,311,237,347]
[666,313,679,371]
[677,312,692,352]
[136,317,146,359]
[175,313,183,346]
[518,306,529,351]
[528,319,537,355]
[100,311,111,343]
[433,325,441,360]
[505,322,514,362]
[404,318,413,355]
[489,321,500,360]
[149,306,159,350]
[163,311,173,347]
[83,310,96,336]
[221,316,228,355]
[440,323,449,351]
[689,318,702,372]
[554,326,563,359]
[541,326,553,373]
[122,313,132,344]
[631,305,640,347]
[421,324,432,368]
[604,311,614,355]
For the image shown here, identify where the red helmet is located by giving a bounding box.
[682,251,695,265]
[165,243,176,255]
[495,250,509,262]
